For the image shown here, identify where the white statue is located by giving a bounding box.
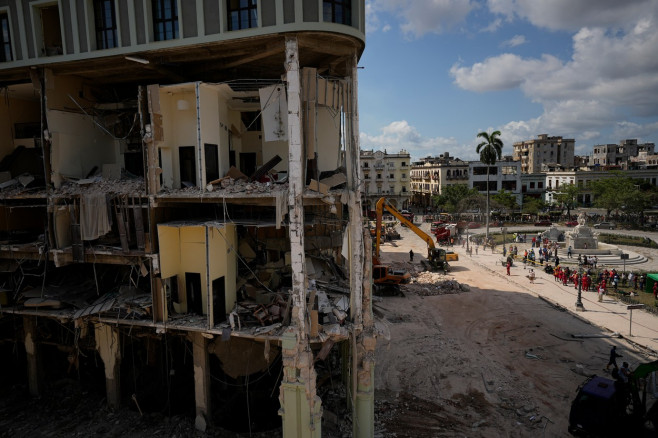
[577,212,587,227]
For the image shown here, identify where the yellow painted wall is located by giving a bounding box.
[159,85,198,188]
[207,223,237,324]
[0,93,40,160]
[157,223,237,321]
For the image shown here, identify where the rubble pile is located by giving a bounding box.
[56,177,146,196]
[405,273,470,297]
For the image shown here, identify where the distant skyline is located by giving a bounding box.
[357,0,658,162]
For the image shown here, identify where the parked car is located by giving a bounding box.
[565,220,578,227]
[593,222,615,229]
[534,220,552,226]
[467,222,481,229]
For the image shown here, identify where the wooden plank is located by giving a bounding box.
[133,198,145,250]
[70,203,84,263]
[249,155,282,182]
[115,201,129,253]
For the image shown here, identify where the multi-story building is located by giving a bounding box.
[0,2,373,437]
[360,149,411,210]
[520,173,546,201]
[409,152,468,208]
[590,139,655,167]
[545,169,658,206]
[469,158,522,205]
[513,134,575,174]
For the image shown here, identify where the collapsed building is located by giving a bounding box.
[0,1,374,436]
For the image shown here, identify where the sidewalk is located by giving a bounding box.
[462,242,658,355]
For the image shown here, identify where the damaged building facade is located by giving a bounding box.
[0,1,374,436]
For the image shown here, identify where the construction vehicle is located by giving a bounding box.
[568,360,658,436]
[434,223,457,246]
[375,197,452,273]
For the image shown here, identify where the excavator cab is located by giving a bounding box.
[426,248,450,273]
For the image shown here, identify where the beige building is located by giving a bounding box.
[361,149,411,210]
[0,1,373,437]
[410,153,468,208]
[513,134,575,174]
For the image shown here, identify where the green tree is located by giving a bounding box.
[476,130,504,239]
[590,173,634,218]
[553,183,580,219]
[491,189,519,213]
[522,196,546,216]
[432,184,478,212]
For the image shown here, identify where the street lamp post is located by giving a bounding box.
[575,266,585,311]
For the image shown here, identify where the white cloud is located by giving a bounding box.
[367,0,476,38]
[451,7,658,144]
[450,53,562,92]
[487,0,657,31]
[500,34,526,47]
[480,17,503,33]
[360,120,465,160]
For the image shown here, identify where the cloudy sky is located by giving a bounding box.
[358,0,658,161]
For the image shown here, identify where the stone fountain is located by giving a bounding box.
[566,212,598,250]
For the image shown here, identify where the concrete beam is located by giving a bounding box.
[23,316,42,396]
[192,333,211,431]
[95,324,121,409]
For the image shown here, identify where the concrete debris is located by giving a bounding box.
[405,273,470,297]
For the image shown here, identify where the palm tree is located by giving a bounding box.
[476,130,504,240]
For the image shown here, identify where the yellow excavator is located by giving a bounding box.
[375,197,452,273]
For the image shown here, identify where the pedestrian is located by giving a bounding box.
[598,282,604,302]
[506,260,511,276]
[528,269,535,284]
[409,249,414,262]
[554,255,560,267]
[593,255,598,269]
[567,246,572,258]
[620,362,631,383]
[503,245,507,257]
[475,245,478,255]
[654,282,658,300]
[606,346,622,370]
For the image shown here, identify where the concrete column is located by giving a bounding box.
[23,316,42,396]
[346,53,375,438]
[95,324,121,409]
[192,333,211,431]
[278,36,321,438]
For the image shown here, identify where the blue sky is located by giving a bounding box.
[358,0,658,161]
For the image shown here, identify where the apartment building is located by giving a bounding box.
[590,139,655,167]
[409,152,468,208]
[0,1,373,437]
[469,159,522,205]
[360,148,411,210]
[512,134,575,174]
[545,169,658,206]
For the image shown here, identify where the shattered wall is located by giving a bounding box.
[45,72,119,186]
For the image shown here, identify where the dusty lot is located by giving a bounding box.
[373,224,651,437]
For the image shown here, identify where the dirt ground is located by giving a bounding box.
[372,224,653,437]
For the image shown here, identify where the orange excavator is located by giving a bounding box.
[375,197,451,273]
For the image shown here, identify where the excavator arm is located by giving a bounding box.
[375,197,435,260]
